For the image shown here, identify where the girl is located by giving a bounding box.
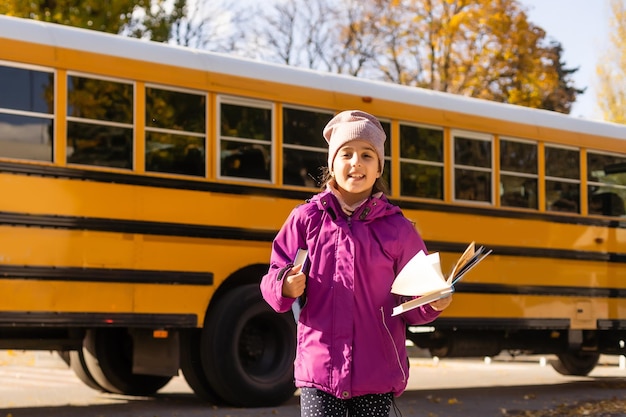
[260,110,452,417]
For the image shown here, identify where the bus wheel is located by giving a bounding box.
[550,351,600,376]
[82,328,172,396]
[201,284,297,407]
[180,328,224,404]
[69,349,105,391]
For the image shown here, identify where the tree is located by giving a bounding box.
[597,0,626,124]
[1,0,140,33]
[0,0,186,41]
[246,0,582,113]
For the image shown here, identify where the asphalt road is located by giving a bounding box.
[1,350,626,417]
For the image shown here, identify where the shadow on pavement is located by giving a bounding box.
[3,377,626,417]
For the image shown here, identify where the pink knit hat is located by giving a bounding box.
[323,110,386,173]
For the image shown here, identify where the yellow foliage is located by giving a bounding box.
[596,0,626,124]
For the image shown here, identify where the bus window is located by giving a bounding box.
[145,87,206,177]
[399,124,444,199]
[66,75,133,169]
[0,64,54,162]
[219,98,272,181]
[588,152,626,217]
[545,145,580,213]
[282,107,332,187]
[453,132,492,203]
[500,138,538,209]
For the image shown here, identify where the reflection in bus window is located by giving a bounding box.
[588,153,626,217]
[500,139,538,209]
[0,64,54,161]
[66,122,133,169]
[455,170,491,202]
[145,87,206,177]
[66,75,133,169]
[219,99,272,181]
[399,124,444,199]
[221,143,270,180]
[546,146,580,213]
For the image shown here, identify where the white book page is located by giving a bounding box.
[391,251,449,296]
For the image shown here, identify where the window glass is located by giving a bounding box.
[283,107,333,186]
[500,175,538,209]
[67,76,133,124]
[66,122,133,168]
[400,124,444,161]
[145,87,206,177]
[545,145,580,213]
[66,75,133,169]
[219,99,272,181]
[0,65,54,113]
[453,133,492,202]
[399,124,444,199]
[454,135,491,168]
[587,152,626,217]
[0,65,54,162]
[455,169,491,202]
[401,162,443,199]
[146,88,205,133]
[545,146,579,179]
[500,139,538,209]
[500,140,537,174]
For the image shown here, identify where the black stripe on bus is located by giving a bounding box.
[411,317,572,330]
[0,311,197,328]
[0,211,278,242]
[0,265,213,285]
[419,318,626,331]
[424,240,625,263]
[0,161,623,229]
[1,211,625,264]
[454,282,626,298]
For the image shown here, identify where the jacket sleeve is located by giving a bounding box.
[394,218,443,325]
[260,206,308,313]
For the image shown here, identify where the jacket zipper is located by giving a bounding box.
[380,307,407,384]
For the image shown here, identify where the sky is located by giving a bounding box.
[519,0,611,120]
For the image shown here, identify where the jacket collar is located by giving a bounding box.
[312,188,400,222]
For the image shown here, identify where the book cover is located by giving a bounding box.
[291,248,308,322]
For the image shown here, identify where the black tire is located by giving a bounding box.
[179,328,224,404]
[201,284,297,407]
[82,328,172,396]
[69,349,105,391]
[550,351,600,376]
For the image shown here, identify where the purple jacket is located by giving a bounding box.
[260,189,440,399]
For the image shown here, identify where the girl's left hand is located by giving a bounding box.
[429,295,452,311]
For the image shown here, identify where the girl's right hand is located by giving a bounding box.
[282,263,306,298]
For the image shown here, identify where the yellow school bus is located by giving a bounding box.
[0,15,625,406]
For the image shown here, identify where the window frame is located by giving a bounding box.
[451,129,494,204]
[216,95,275,183]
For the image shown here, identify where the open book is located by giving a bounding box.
[391,242,492,316]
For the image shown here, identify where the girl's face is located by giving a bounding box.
[331,140,381,205]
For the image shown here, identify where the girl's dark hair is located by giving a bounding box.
[318,167,389,195]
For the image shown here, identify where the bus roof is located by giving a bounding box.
[1,14,625,142]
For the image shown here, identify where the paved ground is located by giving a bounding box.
[1,349,626,416]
